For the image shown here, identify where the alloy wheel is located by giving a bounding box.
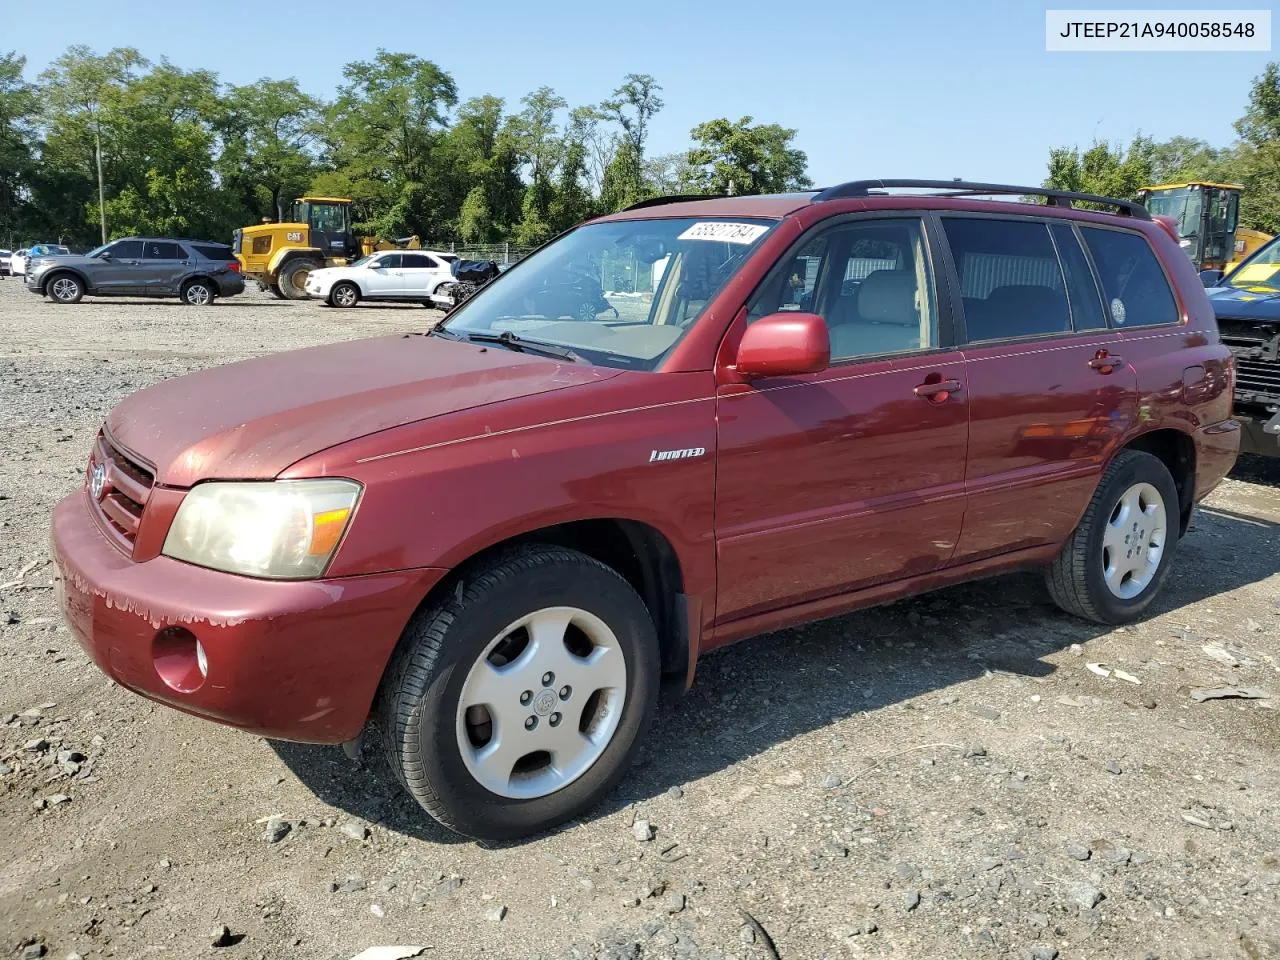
[455,606,627,799]
[1101,481,1167,599]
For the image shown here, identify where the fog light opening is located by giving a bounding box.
[153,626,208,693]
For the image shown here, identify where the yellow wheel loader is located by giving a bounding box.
[232,197,421,300]
[1137,182,1272,274]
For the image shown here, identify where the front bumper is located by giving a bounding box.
[51,490,446,743]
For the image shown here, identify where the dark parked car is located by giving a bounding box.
[1201,234,1280,455]
[52,179,1239,841]
[26,237,245,305]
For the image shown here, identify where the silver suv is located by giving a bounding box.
[26,237,246,305]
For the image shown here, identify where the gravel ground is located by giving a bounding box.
[1,278,1278,960]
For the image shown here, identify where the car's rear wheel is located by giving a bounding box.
[378,545,659,841]
[330,282,360,308]
[1046,449,1180,624]
[277,259,316,301]
[48,273,83,304]
[180,279,215,306]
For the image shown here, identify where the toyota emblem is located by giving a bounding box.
[89,463,106,500]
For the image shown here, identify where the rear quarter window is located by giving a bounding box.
[192,243,236,261]
[1079,227,1179,328]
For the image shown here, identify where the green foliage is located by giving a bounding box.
[1044,61,1280,233]
[684,117,812,196]
[12,47,812,247]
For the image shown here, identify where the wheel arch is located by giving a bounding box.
[392,517,693,693]
[41,267,91,295]
[332,277,364,298]
[267,246,324,277]
[1117,427,1196,535]
[181,274,218,292]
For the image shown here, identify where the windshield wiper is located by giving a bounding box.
[427,325,461,340]
[464,330,583,362]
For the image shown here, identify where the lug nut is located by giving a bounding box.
[541,672,555,687]
[520,690,532,706]
[559,685,572,700]
[549,713,561,727]
[525,716,537,731]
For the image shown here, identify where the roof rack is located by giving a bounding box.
[621,194,727,211]
[812,179,1150,219]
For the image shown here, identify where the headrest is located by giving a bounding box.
[858,270,917,325]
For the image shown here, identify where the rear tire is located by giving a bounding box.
[277,259,317,301]
[329,281,360,308]
[180,279,215,306]
[378,545,660,841]
[1046,449,1180,624]
[48,273,84,304]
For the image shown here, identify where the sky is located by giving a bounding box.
[5,0,1275,188]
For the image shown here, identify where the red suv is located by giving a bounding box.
[51,180,1240,840]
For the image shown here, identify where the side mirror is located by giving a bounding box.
[1199,268,1225,287]
[735,312,830,378]
[99,252,112,261]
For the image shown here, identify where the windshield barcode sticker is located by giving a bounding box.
[677,222,769,245]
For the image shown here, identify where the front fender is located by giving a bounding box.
[268,246,324,276]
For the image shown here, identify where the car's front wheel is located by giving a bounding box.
[330,282,360,308]
[48,273,84,304]
[1046,449,1180,624]
[181,279,215,306]
[379,545,659,841]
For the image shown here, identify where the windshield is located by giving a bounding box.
[349,254,373,267]
[1144,188,1196,235]
[1224,233,1280,292]
[87,243,111,258]
[441,217,775,369]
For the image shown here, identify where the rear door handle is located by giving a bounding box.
[914,378,962,402]
[1089,354,1124,372]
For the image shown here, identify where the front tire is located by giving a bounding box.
[329,281,360,308]
[48,273,84,304]
[277,259,317,301]
[1046,449,1180,624]
[378,545,660,841]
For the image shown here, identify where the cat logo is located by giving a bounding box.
[649,447,705,463]
[286,231,303,242]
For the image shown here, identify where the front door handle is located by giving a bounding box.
[914,378,962,402]
[1089,354,1124,373]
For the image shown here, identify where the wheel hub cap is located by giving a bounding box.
[1102,481,1167,600]
[455,606,627,800]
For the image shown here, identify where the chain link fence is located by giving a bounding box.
[421,242,538,264]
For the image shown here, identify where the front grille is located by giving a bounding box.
[1218,318,1280,411]
[88,432,154,554]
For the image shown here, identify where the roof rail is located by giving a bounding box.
[621,194,727,212]
[812,179,1150,219]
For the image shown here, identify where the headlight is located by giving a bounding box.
[162,479,361,579]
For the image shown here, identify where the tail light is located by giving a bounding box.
[227,260,241,273]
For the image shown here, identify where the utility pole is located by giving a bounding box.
[94,116,106,245]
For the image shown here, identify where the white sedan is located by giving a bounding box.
[9,249,28,277]
[305,250,458,307]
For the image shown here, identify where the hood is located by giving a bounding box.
[106,334,620,487]
[31,254,91,269]
[1207,284,1280,321]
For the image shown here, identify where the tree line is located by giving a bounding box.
[1043,62,1280,233]
[0,46,812,250]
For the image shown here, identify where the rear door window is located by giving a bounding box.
[1079,227,1179,328]
[401,254,434,269]
[1050,224,1108,331]
[144,241,182,260]
[942,218,1071,342]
